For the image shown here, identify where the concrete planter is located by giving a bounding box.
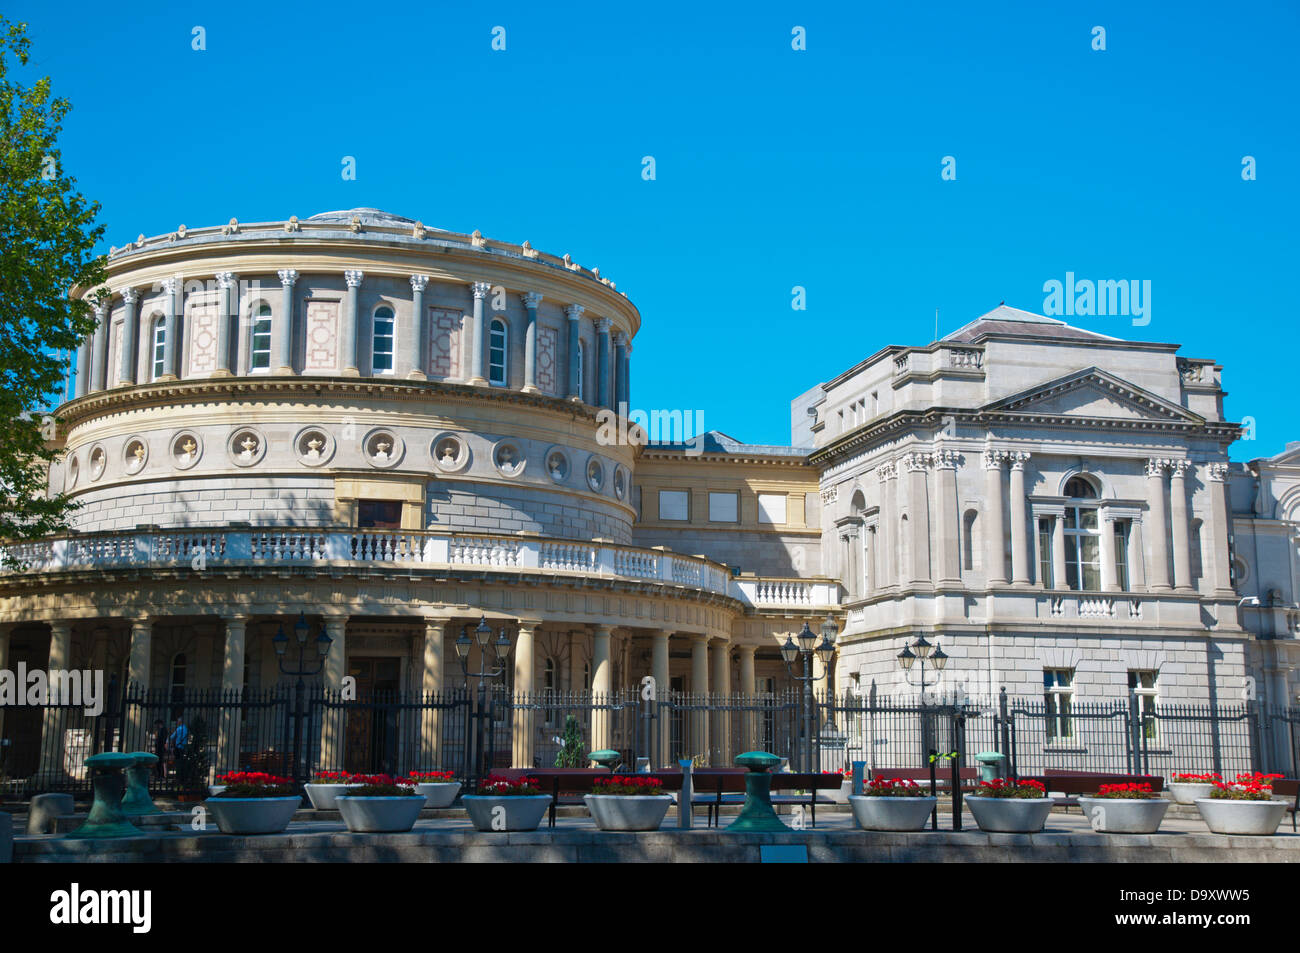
[413,781,461,808]
[1168,782,1216,805]
[826,780,852,805]
[304,783,360,810]
[205,796,301,835]
[463,795,552,832]
[583,795,674,831]
[1195,797,1288,836]
[1078,797,1171,833]
[966,796,1055,833]
[208,785,227,797]
[335,795,426,833]
[848,795,937,832]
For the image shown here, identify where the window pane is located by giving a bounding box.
[1080,508,1098,530]
[708,491,738,522]
[757,493,787,524]
[659,490,689,521]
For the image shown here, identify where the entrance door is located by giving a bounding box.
[344,658,401,775]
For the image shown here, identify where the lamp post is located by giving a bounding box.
[273,612,333,784]
[780,619,838,772]
[455,616,514,785]
[896,634,947,705]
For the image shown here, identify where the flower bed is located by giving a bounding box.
[966,777,1053,833]
[335,774,425,833]
[586,776,673,830]
[1078,783,1170,833]
[463,775,551,832]
[1196,773,1287,835]
[205,773,301,834]
[848,777,937,831]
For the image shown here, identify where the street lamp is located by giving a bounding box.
[275,612,333,783]
[457,615,515,784]
[780,619,838,772]
[897,634,947,704]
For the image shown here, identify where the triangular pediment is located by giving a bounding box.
[982,367,1203,424]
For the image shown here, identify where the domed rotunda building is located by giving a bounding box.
[1,209,835,779]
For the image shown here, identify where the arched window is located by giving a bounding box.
[1064,478,1101,591]
[575,339,585,398]
[489,318,508,386]
[151,317,167,380]
[251,304,272,371]
[962,509,978,571]
[372,305,395,374]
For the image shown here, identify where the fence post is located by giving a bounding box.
[1247,699,1265,775]
[998,687,1014,779]
[951,711,965,832]
[1127,693,1141,775]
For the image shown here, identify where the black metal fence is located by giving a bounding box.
[4,682,1295,799]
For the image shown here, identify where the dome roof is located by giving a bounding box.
[305,208,422,228]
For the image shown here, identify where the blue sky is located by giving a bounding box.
[18,0,1298,457]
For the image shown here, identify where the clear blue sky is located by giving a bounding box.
[17,0,1298,458]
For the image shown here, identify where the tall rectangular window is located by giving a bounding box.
[372,306,395,373]
[1038,518,1054,588]
[251,305,272,371]
[658,490,689,521]
[1129,670,1158,741]
[1064,507,1101,591]
[489,319,508,385]
[708,491,738,522]
[1044,668,1074,742]
[151,320,167,379]
[757,493,787,524]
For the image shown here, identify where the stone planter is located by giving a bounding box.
[335,795,426,833]
[966,796,1055,833]
[826,780,852,805]
[1168,782,1216,805]
[205,796,301,835]
[1195,798,1288,836]
[413,781,461,809]
[208,785,226,796]
[1078,797,1171,833]
[304,783,360,810]
[463,795,552,832]
[848,795,938,832]
[584,794,674,831]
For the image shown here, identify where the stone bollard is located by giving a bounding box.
[121,752,161,816]
[27,793,76,834]
[727,751,787,833]
[851,760,867,797]
[0,812,11,863]
[66,752,142,840]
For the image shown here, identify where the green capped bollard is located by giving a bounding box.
[66,752,143,839]
[727,751,788,833]
[974,751,1005,783]
[121,752,161,816]
[589,749,621,771]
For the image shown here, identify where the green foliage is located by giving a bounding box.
[928,751,959,764]
[553,714,586,767]
[176,718,211,795]
[0,17,107,548]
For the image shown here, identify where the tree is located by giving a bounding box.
[0,17,106,545]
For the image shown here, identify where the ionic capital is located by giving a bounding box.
[345,270,364,288]
[565,303,585,320]
[410,274,430,292]
[595,317,612,334]
[469,280,491,299]
[520,291,543,309]
[119,287,139,305]
[277,269,299,287]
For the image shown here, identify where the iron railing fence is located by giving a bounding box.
[2,684,1291,797]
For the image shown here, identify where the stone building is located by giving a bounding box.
[0,211,1293,776]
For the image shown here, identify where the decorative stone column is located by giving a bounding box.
[622,342,632,409]
[1099,513,1119,592]
[1169,460,1193,591]
[1145,459,1172,590]
[690,634,710,764]
[521,292,542,394]
[274,269,298,374]
[74,333,91,398]
[320,616,349,770]
[643,629,667,765]
[1051,516,1067,590]
[737,644,757,754]
[933,449,962,585]
[467,281,490,385]
[89,300,108,393]
[37,620,73,782]
[906,452,932,584]
[711,639,731,763]
[613,331,629,411]
[878,463,896,587]
[216,615,248,773]
[591,626,613,752]
[512,623,537,767]
[341,271,363,376]
[595,317,612,409]
[565,304,584,400]
[214,274,235,377]
[161,275,181,379]
[124,618,152,742]
[407,275,430,379]
[569,629,586,691]
[420,619,447,767]
[1009,451,1031,586]
[1206,463,1235,595]
[983,449,1008,586]
[117,289,139,386]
